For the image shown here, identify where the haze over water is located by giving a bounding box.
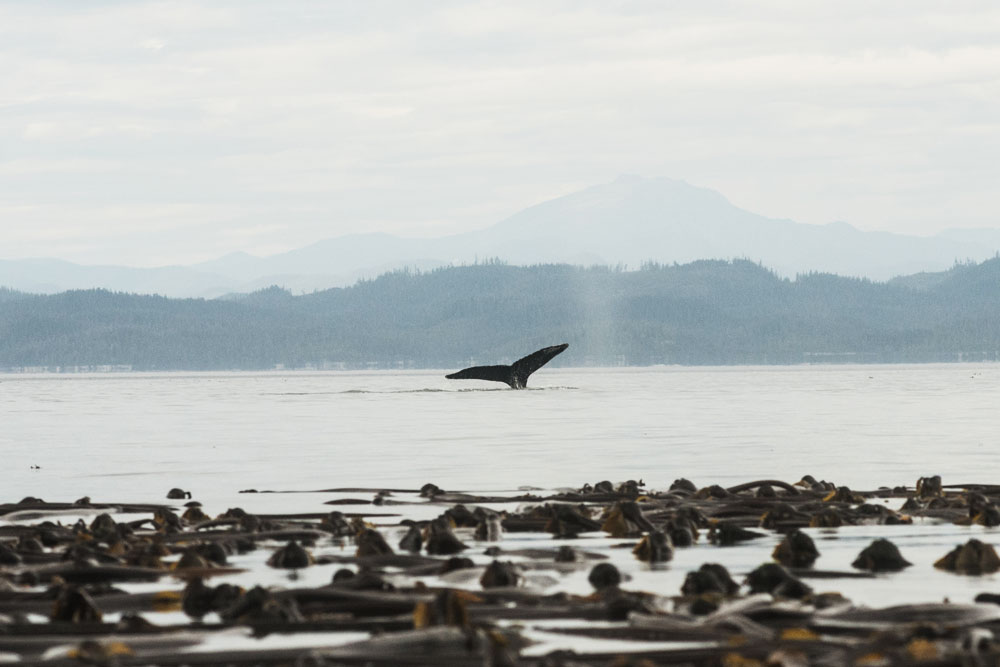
[3,364,997,504]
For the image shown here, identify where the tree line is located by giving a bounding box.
[1,258,998,370]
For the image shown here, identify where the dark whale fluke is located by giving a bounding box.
[446,343,568,389]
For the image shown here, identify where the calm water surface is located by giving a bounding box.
[2,363,1000,618]
[2,364,997,501]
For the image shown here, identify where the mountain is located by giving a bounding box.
[0,258,232,298]
[2,176,998,297]
[452,176,998,278]
[3,258,999,371]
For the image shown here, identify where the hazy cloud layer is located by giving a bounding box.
[2,1,998,265]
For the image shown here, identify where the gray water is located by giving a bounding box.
[2,364,997,503]
[3,363,1000,627]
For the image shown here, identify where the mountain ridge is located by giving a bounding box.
[2,176,998,297]
[2,257,998,371]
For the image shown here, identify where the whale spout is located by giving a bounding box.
[446,344,569,389]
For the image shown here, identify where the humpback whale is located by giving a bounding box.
[446,343,568,389]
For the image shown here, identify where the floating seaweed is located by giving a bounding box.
[0,475,998,665]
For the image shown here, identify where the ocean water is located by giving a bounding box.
[2,363,997,503]
[2,363,1000,627]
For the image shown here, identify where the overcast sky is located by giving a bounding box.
[2,1,998,266]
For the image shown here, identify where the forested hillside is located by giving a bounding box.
[1,258,998,371]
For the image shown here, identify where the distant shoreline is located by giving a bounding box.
[2,259,999,369]
[2,359,998,376]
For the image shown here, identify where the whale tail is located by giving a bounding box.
[446,343,568,389]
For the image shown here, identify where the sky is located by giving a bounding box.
[2,1,999,267]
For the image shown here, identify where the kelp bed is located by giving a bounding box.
[3,476,1000,666]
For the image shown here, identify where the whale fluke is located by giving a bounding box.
[446,344,568,389]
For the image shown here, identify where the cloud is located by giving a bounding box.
[0,1,998,265]
[0,157,121,175]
